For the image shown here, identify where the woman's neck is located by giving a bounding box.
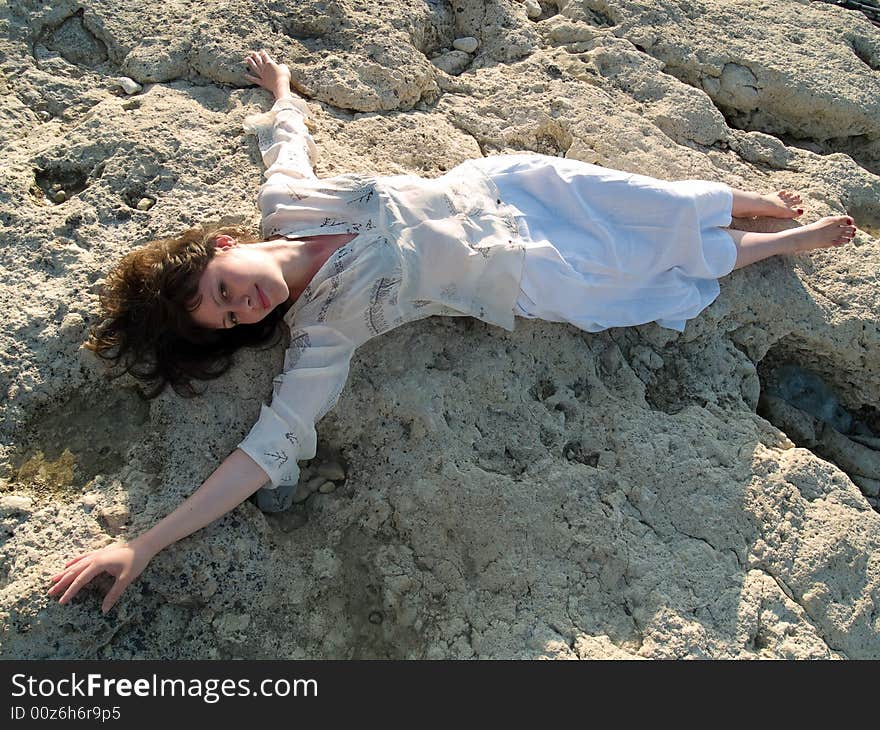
[267,234,356,302]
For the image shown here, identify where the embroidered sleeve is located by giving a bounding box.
[243,96,318,183]
[237,324,356,489]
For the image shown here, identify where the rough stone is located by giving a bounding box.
[1,0,879,661]
[316,462,346,481]
[112,77,142,95]
[452,37,479,54]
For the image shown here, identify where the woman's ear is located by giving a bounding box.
[214,234,237,249]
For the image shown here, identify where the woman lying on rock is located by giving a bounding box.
[48,50,857,614]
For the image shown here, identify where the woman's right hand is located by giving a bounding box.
[244,49,297,96]
[47,539,155,614]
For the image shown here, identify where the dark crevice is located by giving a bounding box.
[848,34,880,70]
[37,9,108,68]
[31,156,104,205]
[756,342,880,512]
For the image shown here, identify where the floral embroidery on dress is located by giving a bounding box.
[347,185,375,206]
[265,449,289,467]
[284,432,299,447]
[442,193,458,217]
[284,330,312,370]
[285,183,310,201]
[316,251,350,323]
[320,217,349,228]
[272,375,284,397]
[365,273,402,336]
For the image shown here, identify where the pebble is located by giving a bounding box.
[95,503,131,533]
[305,476,326,494]
[292,488,310,504]
[0,495,34,515]
[52,190,67,204]
[113,77,142,95]
[80,493,99,511]
[50,183,63,192]
[38,110,52,122]
[525,0,542,19]
[136,197,154,211]
[316,461,346,481]
[318,481,336,494]
[430,50,471,76]
[368,611,384,625]
[452,36,479,54]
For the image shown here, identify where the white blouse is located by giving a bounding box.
[237,97,528,489]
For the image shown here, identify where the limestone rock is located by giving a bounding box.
[1,0,879,662]
[431,50,471,76]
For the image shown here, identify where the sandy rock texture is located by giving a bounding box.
[1,0,879,659]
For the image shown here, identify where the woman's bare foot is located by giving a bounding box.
[732,189,804,219]
[725,214,858,269]
[785,215,857,253]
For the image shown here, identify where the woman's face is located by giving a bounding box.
[189,236,289,330]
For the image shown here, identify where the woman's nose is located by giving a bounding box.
[236,292,258,321]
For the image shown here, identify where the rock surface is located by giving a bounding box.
[1,0,879,659]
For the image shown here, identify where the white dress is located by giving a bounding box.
[242,99,742,501]
[468,154,738,333]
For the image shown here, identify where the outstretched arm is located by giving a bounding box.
[242,49,318,183]
[244,48,297,103]
[48,449,269,614]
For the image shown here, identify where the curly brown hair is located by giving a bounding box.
[84,223,289,399]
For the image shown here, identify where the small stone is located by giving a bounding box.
[52,190,67,204]
[316,461,346,481]
[113,77,142,95]
[525,0,542,18]
[318,481,336,494]
[452,36,479,54]
[292,488,310,504]
[50,183,63,192]
[0,495,34,515]
[136,197,154,211]
[430,50,471,76]
[38,110,51,122]
[95,503,130,534]
[368,611,384,625]
[80,493,99,511]
[305,476,326,494]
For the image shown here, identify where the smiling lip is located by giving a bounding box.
[256,284,269,310]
